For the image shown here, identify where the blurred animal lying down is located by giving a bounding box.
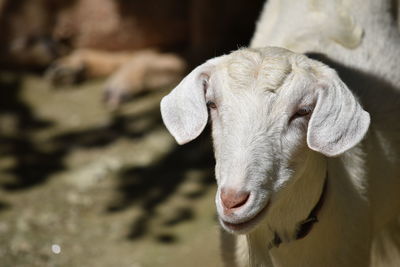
[0,0,265,108]
[46,49,187,109]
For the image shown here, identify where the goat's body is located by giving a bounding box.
[224,0,400,266]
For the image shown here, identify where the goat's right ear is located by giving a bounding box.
[160,59,218,145]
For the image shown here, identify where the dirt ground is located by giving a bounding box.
[0,72,223,267]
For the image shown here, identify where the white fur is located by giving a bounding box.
[160,0,400,266]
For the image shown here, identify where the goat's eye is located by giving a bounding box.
[296,106,312,116]
[207,101,217,110]
[290,106,313,121]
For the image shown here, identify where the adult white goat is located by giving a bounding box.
[160,0,400,266]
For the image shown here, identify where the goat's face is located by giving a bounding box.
[161,47,369,234]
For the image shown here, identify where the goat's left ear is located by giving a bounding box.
[307,70,370,157]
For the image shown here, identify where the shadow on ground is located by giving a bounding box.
[0,72,60,190]
[108,130,215,241]
[0,72,163,190]
[51,106,162,149]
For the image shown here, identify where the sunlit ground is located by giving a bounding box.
[0,73,222,267]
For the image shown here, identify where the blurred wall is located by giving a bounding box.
[0,0,265,68]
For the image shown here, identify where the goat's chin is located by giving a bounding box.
[219,202,269,234]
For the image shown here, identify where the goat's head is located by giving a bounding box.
[160,47,370,234]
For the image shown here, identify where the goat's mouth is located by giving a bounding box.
[220,201,270,233]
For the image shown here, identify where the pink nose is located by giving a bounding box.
[220,188,250,210]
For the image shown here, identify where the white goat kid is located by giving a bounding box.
[161,1,400,266]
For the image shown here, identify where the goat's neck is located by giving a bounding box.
[246,151,327,266]
[266,151,327,242]
[245,147,371,267]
